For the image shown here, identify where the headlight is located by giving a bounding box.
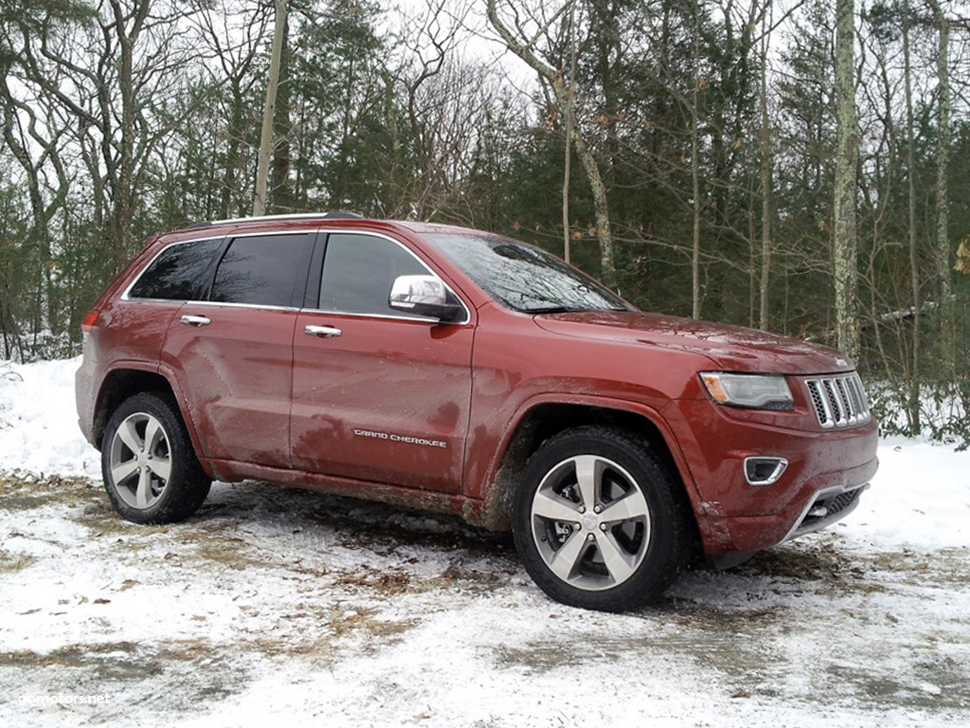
[700,372,794,411]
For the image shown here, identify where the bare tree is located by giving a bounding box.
[486,0,617,288]
[903,0,922,431]
[927,0,954,374]
[192,0,270,218]
[833,0,860,358]
[254,0,288,217]
[758,0,774,331]
[562,0,577,263]
[8,1,208,255]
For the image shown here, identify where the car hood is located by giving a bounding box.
[533,311,854,375]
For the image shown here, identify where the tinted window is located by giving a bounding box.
[129,238,222,301]
[424,232,630,313]
[320,234,429,315]
[210,234,309,307]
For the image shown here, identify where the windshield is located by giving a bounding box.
[423,232,632,314]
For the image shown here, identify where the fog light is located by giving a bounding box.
[744,457,788,486]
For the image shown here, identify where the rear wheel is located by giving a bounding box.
[101,393,211,524]
[513,427,690,612]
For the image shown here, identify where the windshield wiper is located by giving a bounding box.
[527,304,633,315]
[525,305,583,314]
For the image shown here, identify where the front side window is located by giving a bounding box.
[423,232,631,314]
[128,238,223,301]
[319,233,430,316]
[210,233,309,307]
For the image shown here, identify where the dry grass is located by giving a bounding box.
[0,549,35,573]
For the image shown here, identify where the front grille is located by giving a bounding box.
[805,373,870,428]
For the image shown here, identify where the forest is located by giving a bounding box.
[1,0,969,443]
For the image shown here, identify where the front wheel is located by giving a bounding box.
[101,392,211,524]
[513,427,691,612]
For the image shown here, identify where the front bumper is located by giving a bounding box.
[663,398,879,556]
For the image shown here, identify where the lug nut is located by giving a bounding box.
[594,505,602,514]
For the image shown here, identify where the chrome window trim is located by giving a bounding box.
[121,227,472,325]
[302,309,445,325]
[171,300,300,313]
[118,298,301,313]
[121,229,319,303]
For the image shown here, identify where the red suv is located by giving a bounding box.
[76,213,878,611]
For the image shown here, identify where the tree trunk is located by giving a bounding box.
[833,0,859,359]
[931,4,953,375]
[254,0,288,217]
[271,7,292,213]
[222,80,245,218]
[903,3,920,433]
[758,0,773,331]
[691,21,702,320]
[562,0,577,264]
[108,0,150,266]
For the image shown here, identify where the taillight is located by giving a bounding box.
[81,309,100,341]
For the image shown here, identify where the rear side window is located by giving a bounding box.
[319,233,429,315]
[128,238,222,301]
[210,233,310,307]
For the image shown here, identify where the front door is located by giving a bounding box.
[290,232,474,493]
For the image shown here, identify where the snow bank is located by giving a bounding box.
[0,358,100,479]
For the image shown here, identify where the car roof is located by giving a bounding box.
[165,213,491,243]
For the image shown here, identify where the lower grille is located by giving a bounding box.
[788,485,866,540]
[800,488,863,529]
[805,373,870,428]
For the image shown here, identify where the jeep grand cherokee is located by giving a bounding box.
[76,213,878,612]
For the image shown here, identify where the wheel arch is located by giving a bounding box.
[92,365,201,463]
[478,398,702,542]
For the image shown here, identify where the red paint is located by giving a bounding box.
[76,216,878,561]
[290,311,473,492]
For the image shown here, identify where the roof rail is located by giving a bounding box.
[186,211,365,228]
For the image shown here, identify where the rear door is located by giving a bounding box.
[160,230,315,469]
[290,231,474,492]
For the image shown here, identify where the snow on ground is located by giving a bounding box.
[1,358,968,728]
[0,359,101,480]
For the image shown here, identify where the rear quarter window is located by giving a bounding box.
[128,238,223,301]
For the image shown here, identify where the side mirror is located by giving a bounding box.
[389,275,462,322]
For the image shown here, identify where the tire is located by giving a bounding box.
[512,426,691,612]
[101,392,211,524]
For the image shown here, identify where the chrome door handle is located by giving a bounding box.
[180,315,211,327]
[304,325,342,338]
